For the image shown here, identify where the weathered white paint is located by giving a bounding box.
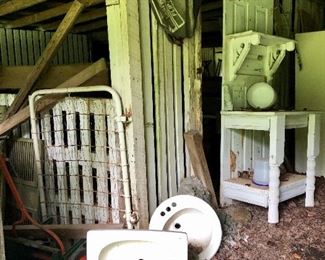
[138,0,157,216]
[295,31,325,177]
[106,0,149,228]
[220,111,320,223]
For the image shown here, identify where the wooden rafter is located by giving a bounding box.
[0,64,108,90]
[0,58,108,136]
[4,0,86,119]
[73,18,107,33]
[6,2,73,28]
[42,8,106,31]
[6,0,104,29]
[0,0,47,16]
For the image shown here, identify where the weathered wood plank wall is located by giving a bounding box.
[0,28,91,66]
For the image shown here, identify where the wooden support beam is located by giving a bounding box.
[0,0,47,16]
[4,223,123,239]
[0,64,108,90]
[5,0,86,119]
[73,18,107,33]
[6,0,104,28]
[42,8,106,31]
[106,0,148,228]
[184,131,218,208]
[6,2,72,28]
[0,58,107,136]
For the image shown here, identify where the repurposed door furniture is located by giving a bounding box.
[221,111,320,223]
[220,0,320,223]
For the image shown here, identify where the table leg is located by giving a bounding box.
[220,116,232,206]
[306,114,320,207]
[268,115,285,223]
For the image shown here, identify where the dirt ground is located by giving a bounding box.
[213,177,325,260]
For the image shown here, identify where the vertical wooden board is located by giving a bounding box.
[73,34,79,63]
[38,31,46,55]
[140,3,156,216]
[77,35,83,63]
[163,34,177,196]
[173,44,185,188]
[220,117,232,205]
[26,30,35,65]
[243,130,253,171]
[68,34,74,64]
[62,37,69,64]
[32,31,40,61]
[90,99,109,223]
[0,28,8,66]
[56,36,64,65]
[82,35,90,62]
[19,30,28,65]
[107,0,149,228]
[52,104,69,224]
[65,98,81,224]
[48,32,59,65]
[106,100,120,223]
[154,25,168,203]
[41,112,56,219]
[77,99,94,223]
[13,30,22,65]
[231,129,243,177]
[6,29,15,66]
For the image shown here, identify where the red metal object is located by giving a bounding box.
[0,155,65,254]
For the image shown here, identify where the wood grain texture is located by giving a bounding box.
[5,0,85,119]
[0,64,108,90]
[4,223,123,239]
[184,131,218,208]
[0,0,46,16]
[0,58,107,136]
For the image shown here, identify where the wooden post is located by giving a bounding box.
[106,0,148,228]
[305,114,320,207]
[5,0,86,119]
[0,58,107,136]
[184,131,218,208]
[268,115,285,223]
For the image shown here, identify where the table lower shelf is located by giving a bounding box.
[223,173,306,207]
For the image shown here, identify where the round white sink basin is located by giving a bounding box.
[149,195,222,260]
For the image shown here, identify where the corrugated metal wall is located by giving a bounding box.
[0,28,91,66]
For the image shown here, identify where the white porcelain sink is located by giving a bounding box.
[87,229,188,260]
[149,195,222,260]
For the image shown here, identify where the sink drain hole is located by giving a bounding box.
[172,202,177,207]
[174,223,181,229]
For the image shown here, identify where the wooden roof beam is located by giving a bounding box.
[4,0,86,119]
[0,58,108,136]
[73,18,107,33]
[41,8,106,31]
[6,0,104,29]
[0,0,47,16]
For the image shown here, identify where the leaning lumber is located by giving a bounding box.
[184,130,218,208]
[0,64,108,90]
[0,58,107,136]
[4,223,123,239]
[5,0,85,119]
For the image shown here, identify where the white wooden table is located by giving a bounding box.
[220,111,320,223]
